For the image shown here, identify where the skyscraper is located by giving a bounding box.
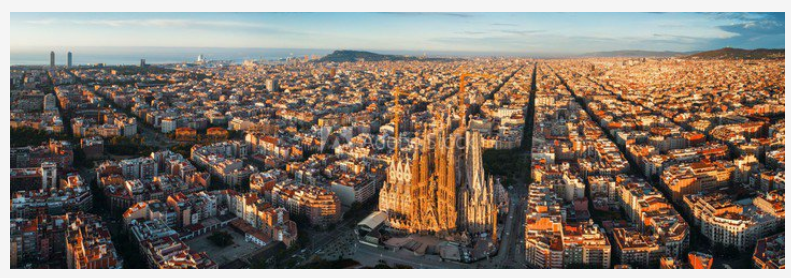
[140,59,146,67]
[266,78,280,92]
[50,51,55,68]
[67,51,72,68]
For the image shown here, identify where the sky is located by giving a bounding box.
[10,12,785,57]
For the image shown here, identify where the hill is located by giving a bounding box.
[685,47,784,60]
[316,50,455,62]
[581,50,686,58]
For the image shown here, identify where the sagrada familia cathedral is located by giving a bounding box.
[379,90,506,241]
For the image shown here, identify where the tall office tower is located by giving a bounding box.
[140,59,146,67]
[50,51,55,68]
[266,78,280,92]
[41,162,57,190]
[67,51,72,68]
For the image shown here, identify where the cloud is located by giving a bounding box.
[458,31,486,35]
[38,18,310,38]
[708,12,785,49]
[24,19,57,25]
[12,12,784,55]
[454,29,543,37]
[658,24,687,28]
[431,28,548,52]
[568,36,619,43]
[491,23,518,27]
[21,18,276,30]
[70,19,268,29]
[499,29,543,36]
[379,12,473,18]
[653,33,709,42]
[436,13,474,18]
[430,35,536,48]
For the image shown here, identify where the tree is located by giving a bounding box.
[207,231,234,247]
[10,127,69,148]
[73,148,93,168]
[170,144,193,158]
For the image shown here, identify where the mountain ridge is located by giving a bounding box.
[316,48,785,61]
[684,47,784,60]
[316,50,457,62]
[580,50,688,58]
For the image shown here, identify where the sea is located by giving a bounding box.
[10,47,334,66]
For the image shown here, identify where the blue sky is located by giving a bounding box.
[10,12,785,56]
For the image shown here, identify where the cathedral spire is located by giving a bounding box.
[392,88,403,160]
[458,73,468,129]
[491,206,498,242]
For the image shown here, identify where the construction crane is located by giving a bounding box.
[391,88,404,159]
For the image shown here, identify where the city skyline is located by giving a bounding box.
[8,10,785,270]
[11,12,785,56]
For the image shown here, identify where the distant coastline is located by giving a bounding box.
[11,54,296,66]
[10,47,334,66]
[12,47,783,66]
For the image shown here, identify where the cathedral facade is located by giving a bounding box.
[379,100,503,239]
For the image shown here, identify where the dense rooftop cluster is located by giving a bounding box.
[9,54,783,269]
[526,58,784,269]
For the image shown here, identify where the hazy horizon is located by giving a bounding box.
[11,12,785,63]
[11,45,785,66]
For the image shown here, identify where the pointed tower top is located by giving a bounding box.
[392,88,403,160]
